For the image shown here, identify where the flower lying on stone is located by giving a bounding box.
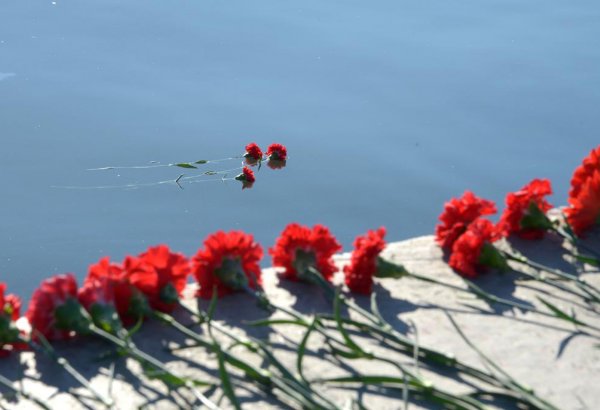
[193,230,263,299]
[344,227,387,294]
[498,178,554,240]
[449,218,506,278]
[435,191,497,250]
[270,223,341,282]
[130,245,190,313]
[26,274,82,341]
[565,146,600,236]
[81,257,140,325]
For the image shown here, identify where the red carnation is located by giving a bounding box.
[344,227,387,294]
[128,245,190,313]
[498,179,553,239]
[26,274,79,341]
[569,146,600,198]
[435,191,497,250]
[565,146,600,236]
[244,143,263,162]
[449,219,504,278]
[193,231,263,299]
[1,283,25,357]
[270,223,342,282]
[80,256,141,324]
[565,171,600,236]
[266,143,287,161]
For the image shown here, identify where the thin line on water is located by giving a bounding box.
[86,157,242,171]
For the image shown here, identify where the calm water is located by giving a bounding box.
[1,1,599,297]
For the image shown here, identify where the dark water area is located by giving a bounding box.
[1,1,599,297]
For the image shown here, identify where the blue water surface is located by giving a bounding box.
[1,0,599,297]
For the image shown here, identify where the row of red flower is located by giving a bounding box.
[0,223,385,353]
[1,145,598,356]
[436,145,600,277]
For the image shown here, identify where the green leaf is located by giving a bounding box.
[89,303,122,334]
[537,297,586,326]
[375,257,410,279]
[520,202,553,231]
[207,286,218,322]
[194,160,208,164]
[479,243,510,272]
[216,345,241,410]
[54,298,92,334]
[575,254,600,267]
[175,163,197,169]
[296,318,317,382]
[330,347,366,359]
[246,318,305,327]
[333,289,365,354]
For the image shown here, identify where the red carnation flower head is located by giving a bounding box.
[565,170,600,237]
[344,227,387,295]
[569,146,600,199]
[128,245,190,313]
[80,256,147,326]
[448,219,506,278]
[565,146,600,236]
[498,179,554,240]
[244,142,263,164]
[435,191,497,250]
[266,143,287,161]
[193,231,263,299]
[26,274,85,341]
[1,283,25,357]
[270,223,342,282]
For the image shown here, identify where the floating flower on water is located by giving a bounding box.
[26,274,80,341]
[236,166,256,184]
[0,283,25,357]
[344,227,387,294]
[129,245,190,313]
[498,179,553,240]
[244,142,263,165]
[449,219,506,278]
[266,143,287,161]
[565,146,600,236]
[193,231,263,299]
[435,191,497,250]
[270,223,341,282]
